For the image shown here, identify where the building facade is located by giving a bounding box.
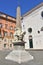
[0,12,16,50]
[22,3,43,49]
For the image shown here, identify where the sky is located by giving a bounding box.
[0,0,43,18]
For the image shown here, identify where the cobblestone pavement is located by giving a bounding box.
[0,50,43,65]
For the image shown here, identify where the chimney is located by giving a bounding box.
[16,6,22,29]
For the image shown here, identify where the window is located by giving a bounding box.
[23,25,24,27]
[41,11,43,17]
[10,40,12,42]
[10,26,13,30]
[38,31,40,33]
[41,27,43,31]
[4,31,8,36]
[0,23,2,28]
[4,44,6,47]
[28,28,32,33]
[0,29,1,34]
[5,24,7,28]
[23,25,25,29]
[14,27,16,31]
[10,44,12,47]
[10,32,13,37]
[29,35,33,48]
[4,39,7,42]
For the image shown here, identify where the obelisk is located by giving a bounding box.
[5,6,34,64]
[16,6,22,30]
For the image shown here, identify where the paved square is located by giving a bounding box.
[0,50,43,65]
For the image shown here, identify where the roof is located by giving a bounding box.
[22,2,43,17]
[0,11,16,19]
[0,12,16,23]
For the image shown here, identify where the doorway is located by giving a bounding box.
[29,35,33,48]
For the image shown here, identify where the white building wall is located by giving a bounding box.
[22,6,43,49]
